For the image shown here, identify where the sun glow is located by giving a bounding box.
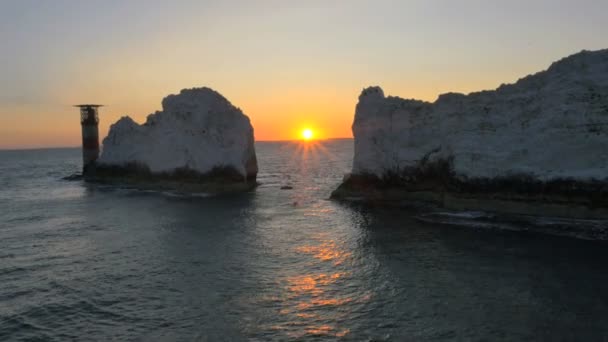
[301,128,314,141]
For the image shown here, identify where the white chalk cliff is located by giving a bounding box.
[98,87,257,181]
[352,49,608,182]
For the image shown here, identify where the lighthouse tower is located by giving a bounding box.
[75,104,102,175]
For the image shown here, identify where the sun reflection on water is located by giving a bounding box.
[286,272,346,297]
[284,139,337,174]
[295,241,352,266]
[244,140,372,339]
[266,233,370,339]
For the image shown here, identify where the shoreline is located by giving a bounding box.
[331,173,608,220]
[331,174,608,239]
[72,163,259,195]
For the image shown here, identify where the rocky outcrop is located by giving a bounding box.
[333,49,608,219]
[94,87,258,193]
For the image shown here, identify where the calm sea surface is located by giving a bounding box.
[1,140,608,341]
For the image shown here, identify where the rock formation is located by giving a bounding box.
[333,49,608,219]
[94,87,258,192]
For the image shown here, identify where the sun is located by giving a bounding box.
[301,128,314,141]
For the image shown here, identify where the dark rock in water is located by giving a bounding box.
[332,167,608,220]
[415,211,608,241]
[62,173,83,181]
[88,162,257,194]
[280,185,293,190]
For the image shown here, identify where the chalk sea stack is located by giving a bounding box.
[332,49,608,219]
[93,87,258,193]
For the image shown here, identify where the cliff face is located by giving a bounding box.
[353,50,608,180]
[97,87,257,187]
[338,49,608,218]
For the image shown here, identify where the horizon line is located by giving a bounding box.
[0,137,354,152]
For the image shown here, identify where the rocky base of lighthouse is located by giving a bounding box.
[87,162,257,194]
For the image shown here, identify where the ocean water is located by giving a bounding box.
[1,140,608,341]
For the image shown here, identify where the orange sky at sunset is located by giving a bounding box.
[0,72,517,148]
[1,1,607,149]
[0,66,553,149]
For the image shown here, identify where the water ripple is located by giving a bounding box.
[2,144,608,341]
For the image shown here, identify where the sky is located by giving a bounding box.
[0,0,607,149]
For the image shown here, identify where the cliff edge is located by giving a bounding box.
[333,49,608,220]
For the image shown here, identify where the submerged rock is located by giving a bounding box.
[333,49,608,220]
[62,173,83,181]
[94,87,258,193]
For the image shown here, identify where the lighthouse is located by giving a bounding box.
[75,104,102,175]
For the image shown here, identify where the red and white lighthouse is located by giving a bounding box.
[75,104,102,175]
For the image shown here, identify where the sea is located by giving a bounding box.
[1,139,608,341]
